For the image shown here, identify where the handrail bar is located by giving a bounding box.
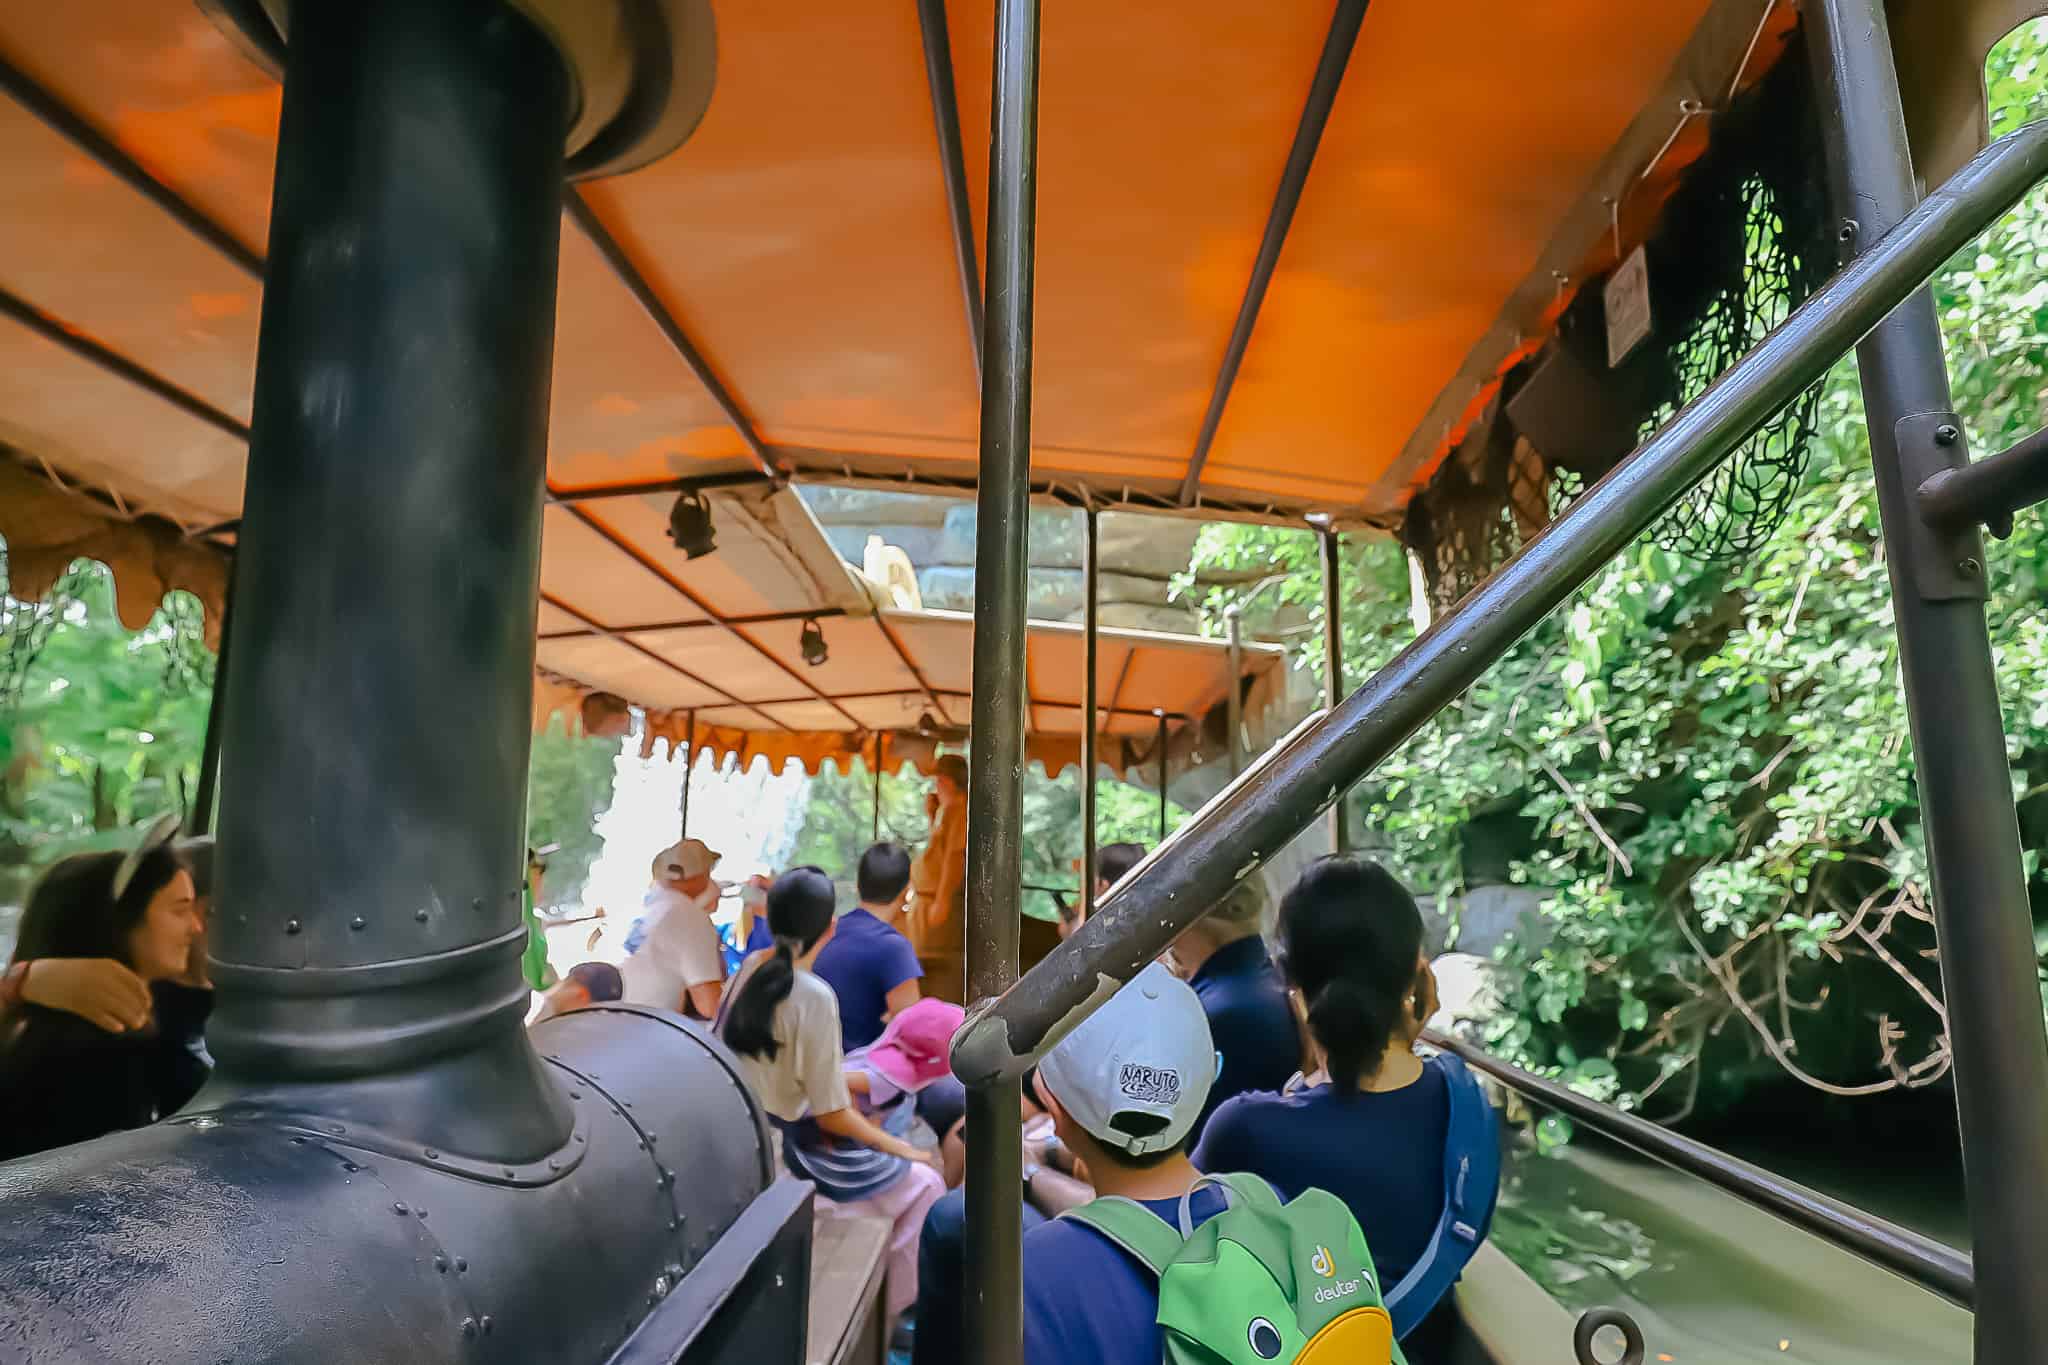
[952,119,2048,1088]
[1422,1029,1975,1309]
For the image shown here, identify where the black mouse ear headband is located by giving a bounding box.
[112,812,183,902]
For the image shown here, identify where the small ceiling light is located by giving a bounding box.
[800,617,829,667]
[667,489,716,560]
[917,711,940,736]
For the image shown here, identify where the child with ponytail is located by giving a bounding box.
[718,866,943,1320]
[1191,856,1498,1364]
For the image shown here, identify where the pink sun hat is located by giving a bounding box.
[866,999,967,1093]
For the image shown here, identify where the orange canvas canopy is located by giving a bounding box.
[0,0,1829,748]
[0,0,1809,526]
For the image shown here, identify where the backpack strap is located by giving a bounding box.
[1061,1196,1188,1277]
[1383,1053,1501,1339]
[1185,1171,1285,1228]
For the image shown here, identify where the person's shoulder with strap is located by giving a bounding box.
[1381,1051,1501,1342]
[1021,1186,1229,1365]
[1063,1173,1408,1365]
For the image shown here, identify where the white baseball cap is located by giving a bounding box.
[1036,961,1217,1157]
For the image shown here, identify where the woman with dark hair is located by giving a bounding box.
[0,824,205,1160]
[719,865,943,1321]
[1191,856,1499,1364]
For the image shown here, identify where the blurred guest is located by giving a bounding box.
[620,838,726,1019]
[0,818,204,1159]
[531,961,624,1025]
[908,755,968,1003]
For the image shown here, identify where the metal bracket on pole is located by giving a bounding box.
[1917,423,2048,540]
[1891,412,1988,599]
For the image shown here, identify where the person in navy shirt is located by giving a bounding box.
[1167,876,1300,1144]
[1022,961,1225,1365]
[812,842,923,1050]
[1192,857,1478,1365]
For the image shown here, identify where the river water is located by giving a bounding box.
[1495,1128,1971,1363]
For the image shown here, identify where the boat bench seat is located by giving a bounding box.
[807,1213,891,1365]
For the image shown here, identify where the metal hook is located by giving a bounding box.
[1574,1308,1646,1365]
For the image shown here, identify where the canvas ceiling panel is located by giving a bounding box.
[740,617,919,700]
[590,494,853,619]
[0,105,260,433]
[1206,0,1715,504]
[944,1,1335,483]
[535,635,729,712]
[624,626,807,705]
[1023,630,1090,711]
[546,223,746,491]
[535,599,585,636]
[0,6,280,251]
[758,700,862,733]
[880,613,975,696]
[539,504,705,627]
[1103,708,1164,737]
[0,316,244,524]
[1117,643,1230,722]
[574,4,980,469]
[840,693,933,733]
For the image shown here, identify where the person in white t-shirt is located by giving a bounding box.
[619,838,726,1020]
[718,866,942,1322]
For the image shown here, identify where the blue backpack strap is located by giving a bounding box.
[1383,1053,1502,1339]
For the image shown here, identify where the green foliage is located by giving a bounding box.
[787,759,1188,919]
[1178,24,2048,1121]
[1,562,213,890]
[2,563,623,915]
[525,718,621,909]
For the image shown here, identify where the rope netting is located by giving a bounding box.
[1409,32,1833,608]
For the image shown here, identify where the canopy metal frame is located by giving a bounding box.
[954,9,2048,1363]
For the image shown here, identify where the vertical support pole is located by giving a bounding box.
[1223,603,1245,779]
[188,566,234,836]
[1319,527,1349,853]
[679,709,696,836]
[1809,4,2048,1357]
[208,0,571,1158]
[960,0,1040,1360]
[1155,710,1169,842]
[1081,505,1100,920]
[872,731,884,842]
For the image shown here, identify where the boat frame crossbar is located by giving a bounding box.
[954,9,2048,1358]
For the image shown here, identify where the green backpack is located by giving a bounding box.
[1063,1172,1406,1365]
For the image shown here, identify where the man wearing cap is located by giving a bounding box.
[619,837,726,1020]
[1022,961,1224,1364]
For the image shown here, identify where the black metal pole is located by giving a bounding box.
[208,0,572,1161]
[916,0,984,383]
[1177,0,1369,505]
[188,564,235,837]
[1424,1031,1974,1308]
[1319,527,1348,853]
[1808,4,2048,1355]
[960,0,1039,1359]
[680,709,696,836]
[872,731,884,842]
[1154,711,1169,843]
[1224,604,1244,779]
[949,119,2048,1086]
[1081,506,1099,922]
